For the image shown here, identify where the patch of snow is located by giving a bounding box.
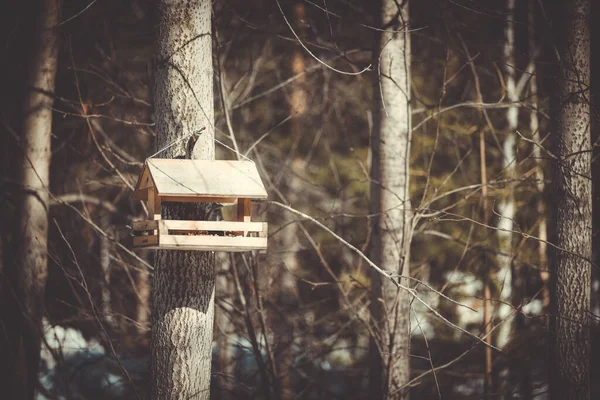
[40,319,105,371]
[522,299,543,315]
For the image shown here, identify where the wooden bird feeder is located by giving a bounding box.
[131,159,268,252]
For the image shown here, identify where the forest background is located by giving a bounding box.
[0,0,599,399]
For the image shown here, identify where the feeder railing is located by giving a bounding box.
[132,219,268,252]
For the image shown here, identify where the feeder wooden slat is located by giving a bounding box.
[132,220,266,233]
[135,235,267,252]
[164,220,265,232]
[132,220,265,233]
[133,235,158,247]
[160,195,237,204]
[132,220,159,231]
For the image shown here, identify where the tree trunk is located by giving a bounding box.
[215,253,235,400]
[591,0,600,346]
[548,0,592,399]
[271,4,307,397]
[274,162,302,400]
[100,213,114,328]
[149,1,216,398]
[508,3,540,398]
[136,267,150,334]
[11,0,59,398]
[496,0,517,351]
[368,0,412,398]
[529,0,548,316]
[479,129,494,395]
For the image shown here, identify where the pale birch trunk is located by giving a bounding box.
[149,1,216,398]
[529,0,549,314]
[548,0,591,398]
[507,3,540,397]
[369,0,412,398]
[496,0,517,350]
[14,0,59,398]
[100,214,114,327]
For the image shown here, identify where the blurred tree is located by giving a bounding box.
[272,3,307,398]
[149,0,216,398]
[496,0,517,351]
[548,0,592,399]
[368,0,413,398]
[529,0,548,317]
[9,0,60,398]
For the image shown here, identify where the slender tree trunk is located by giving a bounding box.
[136,267,150,334]
[369,0,412,398]
[100,213,114,328]
[215,253,235,400]
[271,4,307,398]
[274,161,302,400]
[11,0,60,398]
[479,130,494,396]
[496,0,517,351]
[529,0,549,316]
[507,3,540,398]
[290,2,307,122]
[149,1,216,398]
[548,0,592,399]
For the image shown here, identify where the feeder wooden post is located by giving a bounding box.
[237,198,251,237]
[148,188,161,221]
[154,194,162,221]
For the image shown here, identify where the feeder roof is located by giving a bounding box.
[134,159,268,201]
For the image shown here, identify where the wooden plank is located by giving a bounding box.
[132,220,159,231]
[154,194,162,220]
[159,220,265,232]
[237,198,251,236]
[158,235,267,252]
[147,188,160,221]
[160,196,237,204]
[133,165,155,201]
[140,166,153,189]
[147,159,268,199]
[237,198,251,222]
[132,220,266,233]
[133,235,158,247]
[135,165,154,190]
[133,188,148,201]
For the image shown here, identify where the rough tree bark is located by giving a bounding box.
[149,1,216,398]
[368,0,412,398]
[548,0,592,399]
[10,0,60,398]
